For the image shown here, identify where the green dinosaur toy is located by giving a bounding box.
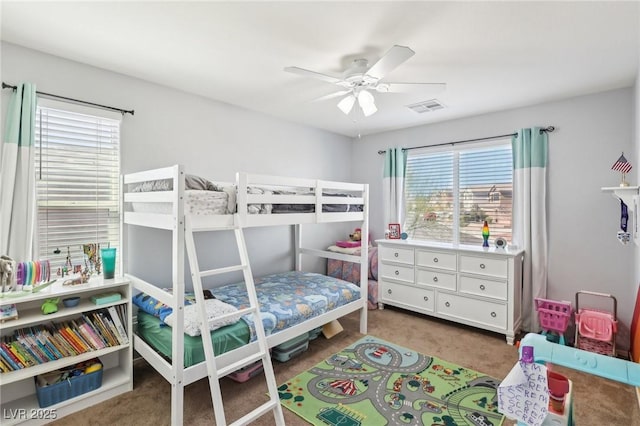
[41,298,60,314]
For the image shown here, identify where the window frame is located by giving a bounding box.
[34,98,122,273]
[403,138,513,245]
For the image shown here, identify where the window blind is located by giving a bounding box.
[403,140,513,245]
[35,102,121,271]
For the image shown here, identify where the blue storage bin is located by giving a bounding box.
[35,361,103,408]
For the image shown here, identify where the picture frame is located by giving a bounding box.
[388,223,401,239]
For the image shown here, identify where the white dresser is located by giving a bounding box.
[376,240,524,344]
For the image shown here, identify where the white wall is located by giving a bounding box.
[1,42,354,288]
[351,88,637,333]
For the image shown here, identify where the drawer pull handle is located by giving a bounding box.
[394,252,399,258]
[480,284,486,291]
[387,289,392,294]
[424,296,429,302]
[445,301,450,308]
[395,270,400,276]
[433,276,438,282]
[491,311,497,318]
[480,263,486,269]
[433,257,439,263]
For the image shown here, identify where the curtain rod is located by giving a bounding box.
[2,82,134,116]
[377,126,555,155]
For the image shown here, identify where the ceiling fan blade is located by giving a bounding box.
[376,82,446,94]
[365,45,415,81]
[284,66,343,84]
[313,90,351,102]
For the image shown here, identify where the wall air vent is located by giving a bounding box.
[406,99,445,113]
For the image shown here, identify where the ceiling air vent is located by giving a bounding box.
[406,99,445,113]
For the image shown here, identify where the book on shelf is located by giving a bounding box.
[92,311,118,347]
[0,341,23,370]
[107,306,129,345]
[81,314,108,349]
[98,310,121,346]
[61,322,90,354]
[69,320,94,352]
[5,341,29,368]
[36,327,64,360]
[0,353,12,372]
[9,341,37,367]
[19,328,48,364]
[91,292,122,305]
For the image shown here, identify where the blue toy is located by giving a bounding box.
[515,333,640,426]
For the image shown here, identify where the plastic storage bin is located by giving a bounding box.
[35,360,103,408]
[272,332,309,363]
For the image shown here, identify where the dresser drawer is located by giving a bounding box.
[381,282,434,313]
[379,246,414,265]
[459,275,507,301]
[437,292,507,330]
[416,268,456,291]
[459,255,508,278]
[416,249,457,271]
[380,263,414,283]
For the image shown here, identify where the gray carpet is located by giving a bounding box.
[52,307,640,425]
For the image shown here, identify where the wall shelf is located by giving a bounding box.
[602,185,639,246]
[602,186,639,212]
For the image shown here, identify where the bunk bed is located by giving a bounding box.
[122,165,369,425]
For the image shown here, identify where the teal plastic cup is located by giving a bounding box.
[101,248,116,279]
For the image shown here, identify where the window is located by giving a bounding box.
[35,99,121,272]
[403,140,512,245]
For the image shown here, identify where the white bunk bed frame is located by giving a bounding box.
[122,164,369,425]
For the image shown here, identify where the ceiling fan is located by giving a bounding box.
[284,45,445,117]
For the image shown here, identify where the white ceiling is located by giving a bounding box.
[2,1,639,138]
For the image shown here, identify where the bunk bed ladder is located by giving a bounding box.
[184,219,285,426]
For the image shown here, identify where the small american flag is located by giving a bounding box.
[611,153,632,173]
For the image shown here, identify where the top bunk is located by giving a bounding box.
[123,165,368,231]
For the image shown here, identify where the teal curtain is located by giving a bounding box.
[0,83,37,260]
[512,127,548,332]
[383,148,407,230]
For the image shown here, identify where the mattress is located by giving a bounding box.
[214,271,361,341]
[132,189,232,215]
[136,311,250,367]
[129,176,363,216]
[133,271,361,357]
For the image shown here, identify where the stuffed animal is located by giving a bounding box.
[349,228,362,242]
[41,298,60,315]
[0,255,15,293]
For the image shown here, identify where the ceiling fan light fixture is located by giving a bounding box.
[357,90,377,117]
[337,94,356,115]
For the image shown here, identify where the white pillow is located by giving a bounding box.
[163,299,243,337]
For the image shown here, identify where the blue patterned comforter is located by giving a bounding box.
[214,271,360,341]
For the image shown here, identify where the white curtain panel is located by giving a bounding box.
[383,148,407,229]
[0,83,37,260]
[512,127,549,332]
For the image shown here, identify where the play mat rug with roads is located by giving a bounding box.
[278,335,504,426]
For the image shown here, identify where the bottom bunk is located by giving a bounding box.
[132,271,365,372]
